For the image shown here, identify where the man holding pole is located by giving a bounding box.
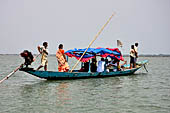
[37,42,49,71]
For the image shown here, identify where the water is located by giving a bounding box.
[0,55,170,113]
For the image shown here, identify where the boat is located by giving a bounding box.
[20,48,148,80]
[20,60,148,80]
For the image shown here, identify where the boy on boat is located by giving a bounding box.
[56,44,69,72]
[37,42,49,71]
[134,42,139,62]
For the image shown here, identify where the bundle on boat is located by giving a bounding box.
[65,47,124,62]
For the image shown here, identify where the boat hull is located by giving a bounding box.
[20,60,148,80]
[20,68,139,80]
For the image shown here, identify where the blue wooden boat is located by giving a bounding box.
[20,48,148,80]
[20,60,148,80]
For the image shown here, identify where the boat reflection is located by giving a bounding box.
[55,82,71,107]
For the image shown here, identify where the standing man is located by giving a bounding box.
[37,42,48,71]
[134,42,139,62]
[130,45,136,69]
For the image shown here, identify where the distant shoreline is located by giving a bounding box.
[0,54,170,57]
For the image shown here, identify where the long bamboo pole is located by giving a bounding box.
[70,13,115,72]
[0,54,40,84]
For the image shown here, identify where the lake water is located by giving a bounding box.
[0,55,170,113]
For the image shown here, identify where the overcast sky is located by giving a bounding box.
[0,0,170,55]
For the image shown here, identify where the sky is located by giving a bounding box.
[0,0,170,55]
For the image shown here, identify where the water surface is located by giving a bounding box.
[0,55,170,113]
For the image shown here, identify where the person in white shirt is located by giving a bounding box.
[130,45,136,69]
[134,43,138,62]
[37,42,49,71]
[97,58,105,72]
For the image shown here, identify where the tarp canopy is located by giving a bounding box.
[65,47,124,62]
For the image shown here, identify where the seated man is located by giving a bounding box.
[84,62,90,72]
[120,60,127,71]
[107,58,120,72]
[91,58,97,72]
